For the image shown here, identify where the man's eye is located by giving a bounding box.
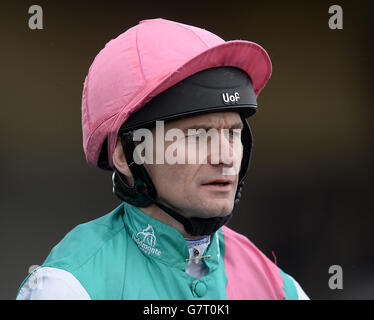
[186,130,206,138]
[228,130,241,139]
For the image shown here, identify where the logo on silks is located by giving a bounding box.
[222,91,240,105]
[132,224,162,256]
[137,224,157,246]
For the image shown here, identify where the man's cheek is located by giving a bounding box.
[160,165,183,185]
[223,143,243,176]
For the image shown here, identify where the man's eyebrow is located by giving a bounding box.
[180,121,244,131]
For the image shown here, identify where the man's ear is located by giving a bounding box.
[112,136,135,187]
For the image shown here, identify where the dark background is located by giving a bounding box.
[1,0,373,299]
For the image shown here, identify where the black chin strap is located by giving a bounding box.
[114,168,237,236]
[146,196,233,237]
[114,131,242,237]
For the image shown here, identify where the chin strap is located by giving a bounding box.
[113,166,243,236]
[145,195,234,237]
[112,131,244,237]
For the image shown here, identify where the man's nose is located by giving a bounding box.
[207,132,240,168]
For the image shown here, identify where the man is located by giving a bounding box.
[16,18,309,300]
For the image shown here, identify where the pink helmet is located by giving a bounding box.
[81,18,272,170]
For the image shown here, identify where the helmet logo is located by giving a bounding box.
[222,92,240,105]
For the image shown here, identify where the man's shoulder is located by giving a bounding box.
[221,226,310,300]
[221,225,273,262]
[43,203,127,272]
[17,203,130,300]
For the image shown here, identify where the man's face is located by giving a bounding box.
[143,111,244,219]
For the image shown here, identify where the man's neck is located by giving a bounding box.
[139,203,207,240]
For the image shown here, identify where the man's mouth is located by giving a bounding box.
[201,179,233,192]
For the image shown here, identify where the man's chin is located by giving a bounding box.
[195,198,234,218]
